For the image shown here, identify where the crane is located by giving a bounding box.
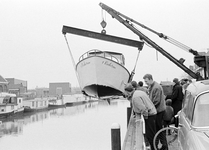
[99,3,206,80]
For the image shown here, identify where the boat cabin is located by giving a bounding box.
[23,98,49,110]
[79,49,125,65]
[0,93,23,115]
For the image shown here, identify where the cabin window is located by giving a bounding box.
[32,101,34,107]
[1,107,5,112]
[40,101,43,107]
[19,99,21,103]
[3,96,10,103]
[45,101,47,106]
[0,85,3,92]
[11,97,17,103]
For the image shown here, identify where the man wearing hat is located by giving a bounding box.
[124,83,157,150]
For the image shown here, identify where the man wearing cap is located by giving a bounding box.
[124,83,157,150]
[171,78,184,116]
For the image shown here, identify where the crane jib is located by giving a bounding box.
[99,2,202,80]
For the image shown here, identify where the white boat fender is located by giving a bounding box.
[0,121,2,125]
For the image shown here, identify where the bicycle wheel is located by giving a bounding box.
[153,126,178,150]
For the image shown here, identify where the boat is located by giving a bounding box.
[23,97,49,112]
[0,92,24,119]
[48,96,66,108]
[64,94,89,106]
[76,49,130,98]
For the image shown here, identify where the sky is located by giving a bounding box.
[1,0,209,89]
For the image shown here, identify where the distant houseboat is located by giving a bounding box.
[64,94,89,106]
[0,92,24,118]
[48,96,66,108]
[23,97,49,112]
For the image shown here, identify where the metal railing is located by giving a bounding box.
[78,49,121,64]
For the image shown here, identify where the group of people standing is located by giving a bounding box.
[124,74,184,150]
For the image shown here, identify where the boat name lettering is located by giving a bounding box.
[81,61,90,67]
[102,61,116,69]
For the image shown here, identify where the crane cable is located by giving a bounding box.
[113,7,198,55]
[63,34,82,90]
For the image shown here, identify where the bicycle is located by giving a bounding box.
[153,126,178,150]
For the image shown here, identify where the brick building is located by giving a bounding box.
[35,87,49,98]
[6,78,27,96]
[49,82,71,96]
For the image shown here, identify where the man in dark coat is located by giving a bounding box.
[171,78,184,116]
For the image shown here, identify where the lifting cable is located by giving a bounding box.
[63,34,82,90]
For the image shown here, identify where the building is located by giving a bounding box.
[35,87,49,98]
[0,75,8,92]
[6,78,27,96]
[49,82,71,96]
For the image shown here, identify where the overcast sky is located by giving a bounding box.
[1,0,209,89]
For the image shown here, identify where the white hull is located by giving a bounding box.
[63,94,89,104]
[76,53,130,97]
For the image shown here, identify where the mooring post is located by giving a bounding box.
[111,123,121,150]
[127,107,132,127]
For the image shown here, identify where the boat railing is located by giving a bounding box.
[135,114,146,150]
[79,49,122,64]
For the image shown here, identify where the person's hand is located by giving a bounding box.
[143,111,148,119]
[144,115,148,119]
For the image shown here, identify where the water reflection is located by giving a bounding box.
[0,99,130,150]
[0,119,23,137]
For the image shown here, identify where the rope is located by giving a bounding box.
[63,34,82,90]
[64,34,76,69]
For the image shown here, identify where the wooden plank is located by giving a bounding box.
[122,114,145,150]
[122,114,136,150]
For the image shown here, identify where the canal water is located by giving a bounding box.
[0,99,130,150]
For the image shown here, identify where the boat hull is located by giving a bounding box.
[0,110,14,119]
[48,98,66,109]
[63,94,89,106]
[48,104,66,108]
[24,106,48,112]
[23,98,49,113]
[76,56,130,97]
